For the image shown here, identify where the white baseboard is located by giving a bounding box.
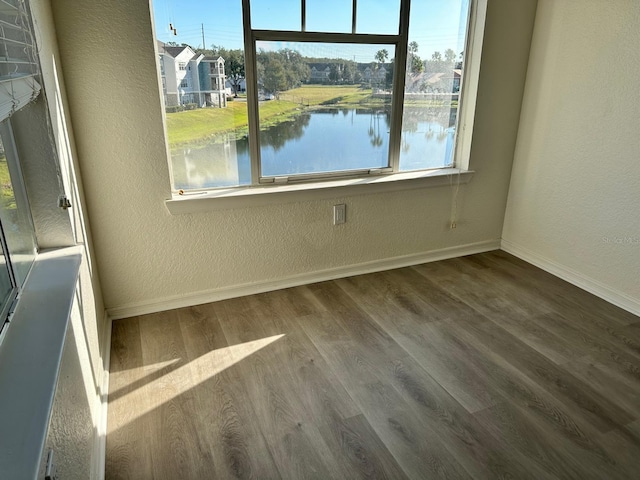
[107,240,500,320]
[501,239,640,317]
[91,311,111,480]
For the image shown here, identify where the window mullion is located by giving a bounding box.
[387,0,411,173]
[352,0,357,34]
[301,0,306,32]
[252,30,400,44]
[241,0,262,185]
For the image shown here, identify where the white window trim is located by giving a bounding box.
[166,167,474,214]
[162,0,488,212]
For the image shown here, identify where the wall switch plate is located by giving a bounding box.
[333,204,346,225]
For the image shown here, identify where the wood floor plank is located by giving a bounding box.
[386,354,552,479]
[216,297,359,479]
[412,259,584,365]
[307,282,557,478]
[317,414,409,480]
[450,313,634,432]
[530,312,640,388]
[297,311,472,480]
[473,401,620,480]
[217,294,359,423]
[106,317,154,479]
[476,254,640,361]
[336,273,499,413]
[137,310,216,479]
[479,250,639,326]
[177,303,281,479]
[438,316,634,478]
[561,355,640,420]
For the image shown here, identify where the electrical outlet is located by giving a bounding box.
[333,204,346,225]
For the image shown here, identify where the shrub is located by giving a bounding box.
[185,103,197,110]
[165,105,185,113]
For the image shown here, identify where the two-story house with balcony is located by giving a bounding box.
[157,42,227,108]
[198,56,227,108]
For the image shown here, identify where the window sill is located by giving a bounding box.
[0,246,82,479]
[165,168,474,214]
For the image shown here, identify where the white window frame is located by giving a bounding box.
[164,0,488,212]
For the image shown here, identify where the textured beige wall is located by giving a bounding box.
[30,0,108,477]
[51,0,537,313]
[503,0,640,307]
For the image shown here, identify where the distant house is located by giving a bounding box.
[157,41,227,108]
[405,69,461,94]
[363,65,387,82]
[225,77,246,94]
[309,64,331,82]
[197,56,228,108]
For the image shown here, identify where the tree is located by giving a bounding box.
[262,57,287,96]
[225,50,245,97]
[329,64,341,82]
[407,41,423,74]
[431,51,442,61]
[283,49,310,86]
[444,48,457,63]
[342,62,356,83]
[375,49,389,64]
[410,56,424,74]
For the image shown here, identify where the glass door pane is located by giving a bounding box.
[0,120,37,286]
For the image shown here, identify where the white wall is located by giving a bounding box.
[503,0,640,314]
[51,0,537,316]
[29,0,108,477]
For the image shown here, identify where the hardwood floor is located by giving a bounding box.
[106,251,640,479]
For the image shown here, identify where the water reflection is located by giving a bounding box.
[171,106,456,190]
[260,113,310,152]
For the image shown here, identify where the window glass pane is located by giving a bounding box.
[0,240,14,342]
[400,0,469,171]
[155,3,251,190]
[356,0,400,34]
[256,41,394,178]
[0,240,14,322]
[306,0,352,33]
[251,0,301,31]
[0,121,36,286]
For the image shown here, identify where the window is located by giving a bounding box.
[180,79,188,88]
[178,62,186,70]
[155,0,476,192]
[0,0,40,342]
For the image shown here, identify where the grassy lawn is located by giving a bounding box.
[166,100,300,147]
[0,158,16,210]
[281,85,372,105]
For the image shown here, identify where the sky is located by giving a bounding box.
[153,0,468,63]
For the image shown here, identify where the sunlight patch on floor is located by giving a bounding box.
[109,334,285,429]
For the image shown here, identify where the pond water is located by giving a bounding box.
[171,107,456,190]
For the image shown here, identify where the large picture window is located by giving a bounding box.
[155,0,472,191]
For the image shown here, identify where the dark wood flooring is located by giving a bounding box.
[106,250,640,479]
